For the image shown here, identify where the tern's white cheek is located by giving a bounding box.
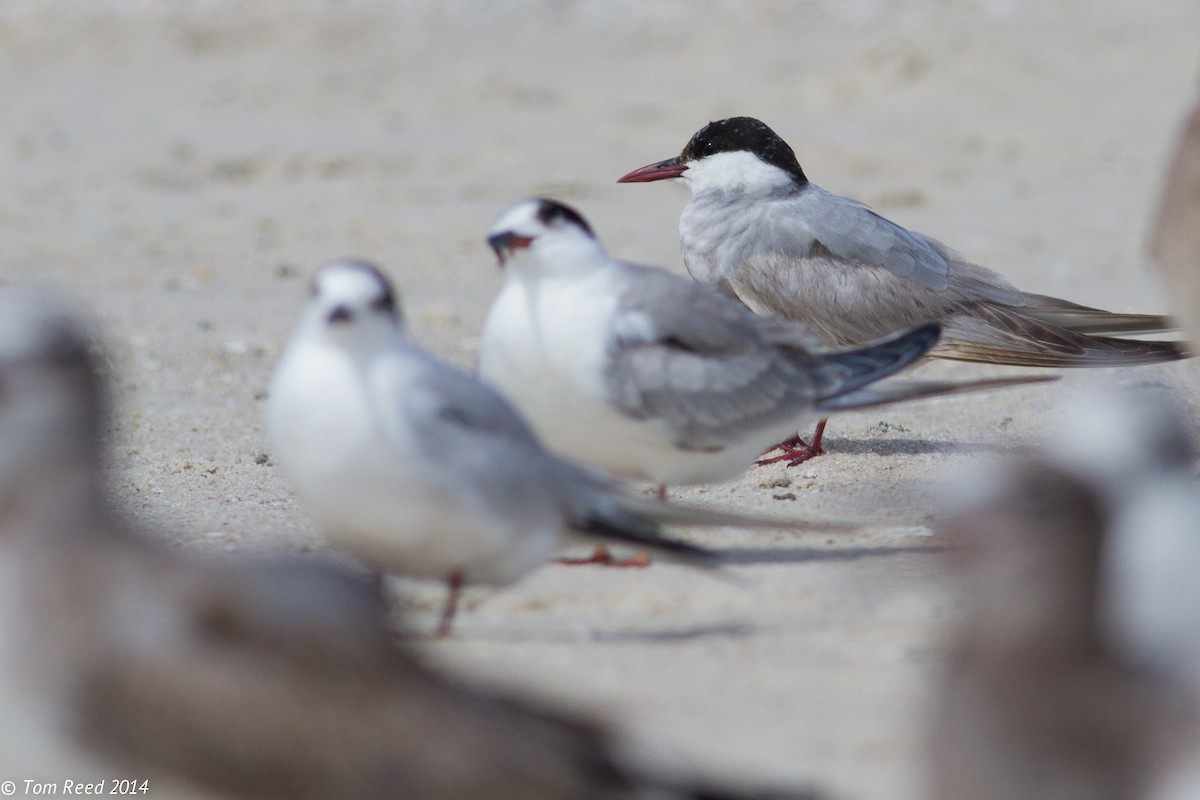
[686,151,795,195]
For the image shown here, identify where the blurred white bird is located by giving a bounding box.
[0,289,821,800]
[268,260,814,634]
[1047,386,1200,697]
[931,451,1200,800]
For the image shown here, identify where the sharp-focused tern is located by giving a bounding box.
[620,117,1185,462]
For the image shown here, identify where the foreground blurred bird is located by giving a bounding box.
[268,260,814,634]
[619,116,1186,462]
[1049,387,1200,700]
[0,289,820,800]
[1149,100,1200,345]
[480,197,1049,486]
[930,445,1200,800]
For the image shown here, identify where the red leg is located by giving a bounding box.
[554,546,651,568]
[756,419,829,467]
[759,433,809,457]
[436,570,464,637]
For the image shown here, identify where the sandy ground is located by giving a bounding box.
[2,2,1199,797]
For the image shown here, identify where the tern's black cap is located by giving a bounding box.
[533,198,594,237]
[681,117,807,183]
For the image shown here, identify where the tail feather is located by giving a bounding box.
[816,374,1057,413]
[559,457,852,529]
[574,493,856,568]
[574,514,723,568]
[811,323,941,398]
[1017,293,1179,336]
[933,305,1189,367]
[559,462,855,568]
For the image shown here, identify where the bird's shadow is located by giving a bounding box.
[818,436,1011,457]
[588,621,758,643]
[408,620,759,645]
[716,544,947,566]
[406,545,945,643]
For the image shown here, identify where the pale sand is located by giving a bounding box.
[2,2,1199,797]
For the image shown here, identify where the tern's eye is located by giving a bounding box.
[683,136,717,163]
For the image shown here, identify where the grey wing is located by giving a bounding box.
[400,356,578,511]
[733,188,1027,346]
[604,266,828,450]
[795,187,1029,306]
[409,356,546,451]
[784,185,952,291]
[404,346,723,564]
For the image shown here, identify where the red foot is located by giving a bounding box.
[554,546,651,568]
[756,419,828,467]
[756,442,824,467]
[758,434,816,460]
[758,433,811,459]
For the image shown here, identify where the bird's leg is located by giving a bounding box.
[756,419,828,467]
[435,570,464,637]
[554,546,651,568]
[655,484,667,501]
[759,433,810,457]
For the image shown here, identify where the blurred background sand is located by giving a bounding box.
[2,2,1198,797]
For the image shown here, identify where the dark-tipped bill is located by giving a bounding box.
[617,157,687,183]
[487,232,534,264]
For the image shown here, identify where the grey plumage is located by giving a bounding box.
[603,261,942,451]
[269,261,833,630]
[619,116,1186,368]
[382,333,722,563]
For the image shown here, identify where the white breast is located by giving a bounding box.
[268,342,558,584]
[480,272,776,485]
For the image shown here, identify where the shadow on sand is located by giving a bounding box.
[716,544,946,566]
[815,436,1012,457]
